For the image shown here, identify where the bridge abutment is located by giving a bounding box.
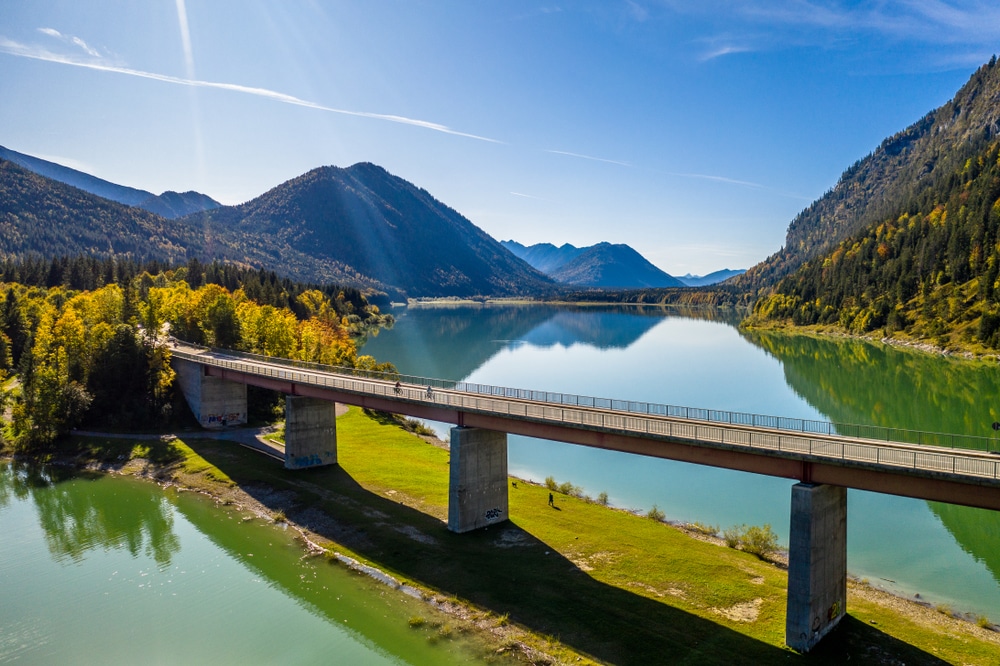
[173,357,247,428]
[284,396,338,469]
[786,482,847,652]
[447,427,508,533]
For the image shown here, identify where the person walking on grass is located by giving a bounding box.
[548,492,554,507]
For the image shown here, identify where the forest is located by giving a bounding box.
[0,256,395,450]
[748,138,1000,352]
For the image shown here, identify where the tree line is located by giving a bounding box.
[0,256,395,450]
[748,138,1000,351]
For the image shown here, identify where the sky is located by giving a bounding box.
[1,2,999,276]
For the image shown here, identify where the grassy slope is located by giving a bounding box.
[27,408,1000,665]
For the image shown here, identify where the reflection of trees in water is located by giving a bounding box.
[742,329,1000,437]
[363,304,743,380]
[1,462,179,566]
[741,330,1000,587]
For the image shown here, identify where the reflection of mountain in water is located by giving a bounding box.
[741,330,1000,587]
[1,462,179,566]
[361,304,695,380]
[521,310,660,350]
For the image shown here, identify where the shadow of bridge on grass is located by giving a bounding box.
[178,435,949,666]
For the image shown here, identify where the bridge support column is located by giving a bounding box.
[173,357,247,428]
[448,427,508,533]
[284,396,338,470]
[786,483,847,652]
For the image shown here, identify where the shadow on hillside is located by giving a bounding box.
[180,437,949,666]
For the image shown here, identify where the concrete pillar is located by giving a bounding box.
[786,483,847,652]
[447,427,508,533]
[173,357,247,429]
[284,396,338,470]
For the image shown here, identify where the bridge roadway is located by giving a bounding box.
[172,343,1000,512]
[171,342,1000,652]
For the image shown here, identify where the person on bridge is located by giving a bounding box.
[426,385,433,398]
[394,381,401,395]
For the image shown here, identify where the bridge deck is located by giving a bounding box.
[172,345,1000,511]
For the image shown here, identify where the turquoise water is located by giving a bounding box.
[362,303,1000,620]
[0,462,488,665]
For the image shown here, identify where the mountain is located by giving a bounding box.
[677,269,745,287]
[184,163,554,297]
[503,240,684,288]
[549,242,685,288]
[737,57,1000,295]
[0,157,553,297]
[501,240,586,273]
[746,57,1000,351]
[0,158,202,264]
[0,145,221,219]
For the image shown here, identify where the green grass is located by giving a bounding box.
[30,407,1000,665]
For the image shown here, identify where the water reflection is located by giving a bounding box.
[2,461,180,566]
[364,303,740,381]
[742,330,1000,589]
[742,329,1000,439]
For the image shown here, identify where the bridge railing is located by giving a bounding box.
[179,344,997,454]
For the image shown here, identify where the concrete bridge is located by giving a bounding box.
[170,342,1000,652]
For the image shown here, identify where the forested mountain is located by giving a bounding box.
[0,145,221,218]
[0,159,203,264]
[737,56,1000,295]
[550,242,684,288]
[501,240,586,273]
[192,163,554,297]
[0,157,553,298]
[503,239,683,288]
[748,57,1000,352]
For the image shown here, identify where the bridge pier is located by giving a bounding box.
[173,357,247,428]
[284,396,338,470]
[448,427,508,533]
[786,482,847,652]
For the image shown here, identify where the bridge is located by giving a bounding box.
[170,342,1000,652]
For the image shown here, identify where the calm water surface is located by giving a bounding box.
[362,304,1000,620]
[0,463,487,665]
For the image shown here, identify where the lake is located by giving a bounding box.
[361,303,1000,620]
[0,461,490,664]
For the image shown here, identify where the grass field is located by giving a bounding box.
[32,407,1000,664]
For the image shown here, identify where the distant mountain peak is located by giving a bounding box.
[503,239,684,288]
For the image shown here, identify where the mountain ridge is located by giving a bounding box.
[502,239,684,288]
[0,145,222,219]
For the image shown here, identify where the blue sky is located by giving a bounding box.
[1,2,998,276]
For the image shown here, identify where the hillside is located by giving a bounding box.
[678,269,745,287]
[501,240,585,273]
[0,155,554,298]
[503,239,684,288]
[550,242,684,288]
[0,145,221,219]
[0,158,202,264]
[737,56,1000,295]
[185,163,554,297]
[747,57,1000,353]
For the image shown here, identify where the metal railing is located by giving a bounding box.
[179,344,998,454]
[173,345,1000,483]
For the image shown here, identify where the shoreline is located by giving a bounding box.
[5,418,1000,663]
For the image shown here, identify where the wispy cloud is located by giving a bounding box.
[546,149,631,167]
[0,36,501,144]
[681,1,1000,65]
[667,171,811,200]
[510,191,547,200]
[699,44,753,61]
[37,27,101,57]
